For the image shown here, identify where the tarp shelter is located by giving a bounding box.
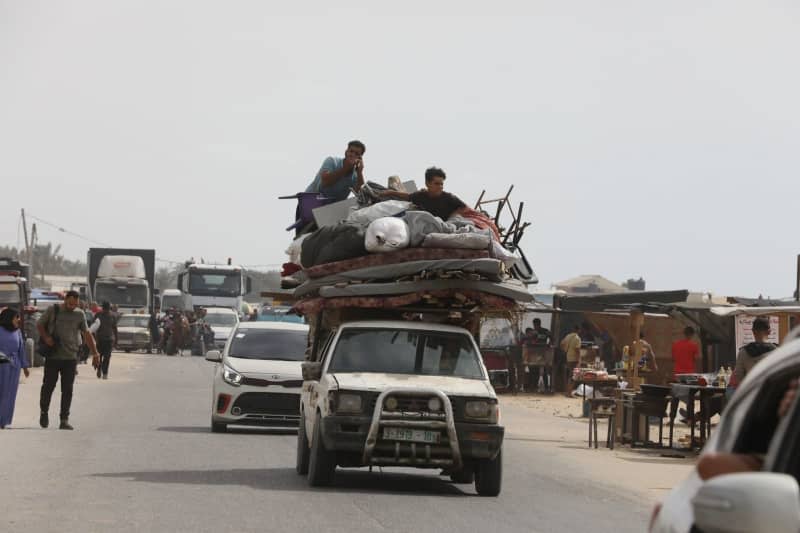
[666,304,800,373]
[552,290,692,385]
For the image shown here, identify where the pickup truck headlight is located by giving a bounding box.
[222,365,243,387]
[333,392,362,414]
[465,400,499,423]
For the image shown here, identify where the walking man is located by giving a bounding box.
[37,290,100,430]
[90,301,118,379]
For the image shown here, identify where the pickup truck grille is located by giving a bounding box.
[367,393,467,421]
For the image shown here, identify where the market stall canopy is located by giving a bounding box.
[726,296,800,307]
[554,290,690,312]
[710,306,800,317]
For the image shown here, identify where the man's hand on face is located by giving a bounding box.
[354,158,364,176]
[342,156,357,171]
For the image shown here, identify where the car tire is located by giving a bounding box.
[123,349,131,353]
[307,413,335,486]
[211,420,227,433]
[296,411,310,475]
[475,448,502,496]
[450,468,475,484]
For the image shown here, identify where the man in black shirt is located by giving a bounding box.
[91,301,118,379]
[380,167,467,221]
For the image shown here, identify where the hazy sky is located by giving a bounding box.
[2,1,798,297]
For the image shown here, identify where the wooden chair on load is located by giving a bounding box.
[588,398,616,449]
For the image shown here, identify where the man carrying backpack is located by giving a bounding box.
[37,290,100,430]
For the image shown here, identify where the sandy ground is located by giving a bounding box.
[9,358,698,506]
[498,392,698,503]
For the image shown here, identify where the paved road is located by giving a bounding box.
[2,353,651,533]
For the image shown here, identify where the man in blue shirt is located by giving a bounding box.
[305,140,366,201]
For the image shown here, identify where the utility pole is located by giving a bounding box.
[21,209,30,259]
[796,254,800,302]
[21,209,34,283]
[31,224,38,285]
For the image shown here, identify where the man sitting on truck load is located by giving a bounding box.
[380,167,468,221]
[305,140,366,202]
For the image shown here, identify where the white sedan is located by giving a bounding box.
[206,321,308,432]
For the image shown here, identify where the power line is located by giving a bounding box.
[27,211,187,266]
[27,212,112,247]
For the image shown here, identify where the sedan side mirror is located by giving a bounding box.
[692,472,800,533]
[301,361,322,381]
[205,350,222,363]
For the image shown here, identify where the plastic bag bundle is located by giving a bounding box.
[365,217,410,253]
[285,234,310,265]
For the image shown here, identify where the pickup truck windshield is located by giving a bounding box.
[328,328,484,379]
[205,313,238,327]
[0,283,21,305]
[161,295,182,310]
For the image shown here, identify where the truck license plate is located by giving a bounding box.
[382,427,440,444]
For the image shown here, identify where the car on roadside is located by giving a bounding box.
[116,313,153,353]
[296,320,504,496]
[205,321,309,432]
[203,307,240,350]
[650,332,800,533]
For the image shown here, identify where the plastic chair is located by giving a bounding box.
[279,192,335,232]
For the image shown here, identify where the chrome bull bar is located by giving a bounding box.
[363,388,462,470]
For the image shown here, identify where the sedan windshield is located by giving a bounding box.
[205,313,238,327]
[227,328,308,361]
[328,328,484,379]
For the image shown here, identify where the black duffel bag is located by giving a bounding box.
[37,305,60,358]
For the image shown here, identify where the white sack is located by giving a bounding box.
[285,233,311,266]
[347,200,412,226]
[365,217,410,253]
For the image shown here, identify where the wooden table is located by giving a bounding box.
[669,384,727,450]
[573,378,620,404]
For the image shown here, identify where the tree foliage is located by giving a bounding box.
[0,243,87,278]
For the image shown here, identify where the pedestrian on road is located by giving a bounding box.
[37,290,100,430]
[0,308,30,429]
[148,311,160,353]
[560,325,582,396]
[90,301,118,379]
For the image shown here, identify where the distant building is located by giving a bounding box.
[553,275,626,295]
[38,275,87,293]
[622,277,646,291]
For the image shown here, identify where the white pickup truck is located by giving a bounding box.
[296,320,504,496]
